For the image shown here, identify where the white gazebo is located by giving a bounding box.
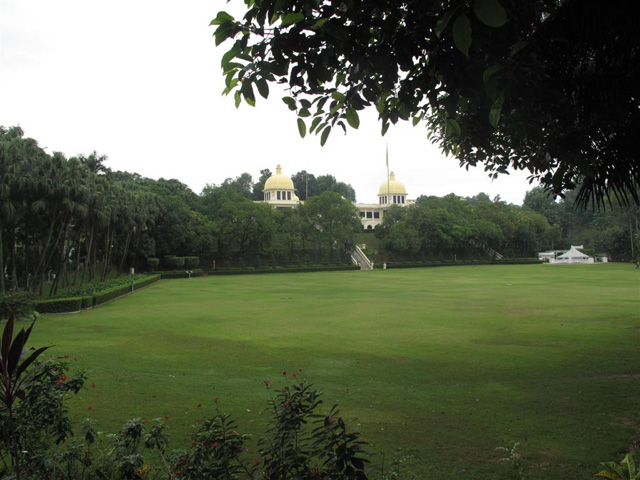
[550,245,594,264]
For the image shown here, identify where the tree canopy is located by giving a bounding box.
[213,0,640,208]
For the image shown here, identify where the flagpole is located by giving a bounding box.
[386,144,390,203]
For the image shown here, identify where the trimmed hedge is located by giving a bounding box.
[183,256,200,269]
[160,269,204,279]
[35,297,82,314]
[35,275,162,313]
[147,257,160,268]
[81,296,93,309]
[93,274,162,306]
[209,265,360,276]
[163,255,185,269]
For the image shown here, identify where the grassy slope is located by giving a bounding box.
[30,264,639,479]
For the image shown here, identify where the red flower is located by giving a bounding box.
[292,372,298,378]
[55,379,63,385]
[280,387,286,392]
[212,441,219,448]
[253,459,261,465]
[142,419,148,423]
[87,405,93,411]
[263,380,270,387]
[196,402,202,408]
[284,401,290,407]
[64,354,69,359]
[213,397,219,403]
[164,415,170,420]
[61,374,68,381]
[282,370,287,376]
[175,470,181,476]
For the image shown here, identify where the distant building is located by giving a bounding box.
[258,165,415,228]
[357,172,415,230]
[262,165,299,208]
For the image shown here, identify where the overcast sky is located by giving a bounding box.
[1,0,537,204]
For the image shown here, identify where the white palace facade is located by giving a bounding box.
[260,165,415,229]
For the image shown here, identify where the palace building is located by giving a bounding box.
[259,165,414,229]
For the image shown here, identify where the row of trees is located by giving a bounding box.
[0,127,362,294]
[2,125,636,296]
[375,189,639,261]
[375,193,552,260]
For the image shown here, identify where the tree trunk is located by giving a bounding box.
[31,209,58,283]
[116,228,132,278]
[80,222,94,288]
[0,228,5,293]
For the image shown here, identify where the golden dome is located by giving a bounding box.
[378,172,407,195]
[264,165,295,191]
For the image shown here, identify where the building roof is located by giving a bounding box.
[557,246,590,259]
[264,165,294,191]
[378,172,407,196]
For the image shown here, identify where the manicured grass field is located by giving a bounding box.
[30,264,639,479]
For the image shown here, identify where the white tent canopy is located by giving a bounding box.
[557,246,589,260]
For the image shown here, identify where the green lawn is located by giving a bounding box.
[30,264,639,479]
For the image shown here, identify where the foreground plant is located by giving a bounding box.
[0,313,84,479]
[596,453,640,480]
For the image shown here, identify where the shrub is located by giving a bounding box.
[0,290,35,320]
[35,297,83,314]
[81,296,93,309]
[147,257,160,268]
[93,275,161,306]
[163,255,185,269]
[184,256,200,269]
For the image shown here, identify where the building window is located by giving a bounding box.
[373,211,380,219]
[287,191,291,200]
[277,191,281,200]
[366,211,373,218]
[359,211,365,217]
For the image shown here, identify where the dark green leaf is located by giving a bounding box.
[489,93,504,127]
[256,78,269,99]
[473,0,507,28]
[346,108,360,129]
[234,90,242,108]
[483,65,503,83]
[309,116,323,133]
[509,41,529,58]
[281,12,304,27]
[453,14,472,58]
[210,11,235,26]
[297,118,307,138]
[282,96,297,110]
[310,18,329,30]
[434,8,458,38]
[320,126,331,146]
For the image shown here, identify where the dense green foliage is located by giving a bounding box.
[28,265,640,479]
[375,191,639,261]
[213,0,639,208]
[523,187,640,260]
